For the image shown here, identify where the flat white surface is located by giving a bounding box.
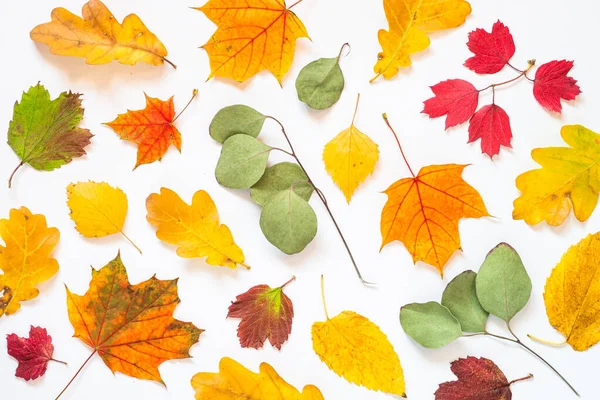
[0,0,598,399]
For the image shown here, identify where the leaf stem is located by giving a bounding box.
[288,0,304,9]
[120,231,143,255]
[172,89,198,123]
[162,57,177,69]
[265,116,372,285]
[382,113,415,178]
[351,93,360,125]
[508,373,534,386]
[50,358,68,366]
[281,275,296,288]
[8,161,24,188]
[527,334,567,347]
[478,60,536,93]
[320,275,330,320]
[55,350,96,400]
[337,43,351,63]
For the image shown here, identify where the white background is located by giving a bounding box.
[0,0,598,399]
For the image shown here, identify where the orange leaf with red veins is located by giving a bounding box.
[380,115,490,276]
[227,277,295,350]
[105,91,196,169]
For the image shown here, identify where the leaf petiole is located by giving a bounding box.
[7,161,24,189]
[55,350,96,400]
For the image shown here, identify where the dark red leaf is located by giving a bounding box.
[423,80,480,129]
[6,326,56,381]
[533,60,581,113]
[465,21,516,74]
[468,104,512,158]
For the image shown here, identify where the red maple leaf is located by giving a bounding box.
[468,104,512,158]
[465,21,515,74]
[227,277,295,350]
[435,357,532,400]
[422,79,479,129]
[533,60,581,113]
[6,326,64,381]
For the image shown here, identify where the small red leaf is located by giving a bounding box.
[6,326,56,381]
[435,356,532,400]
[533,60,581,113]
[468,104,512,158]
[423,80,479,129]
[227,277,294,350]
[465,21,516,74]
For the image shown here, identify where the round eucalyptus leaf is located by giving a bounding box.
[215,134,271,189]
[296,57,344,110]
[475,243,532,322]
[442,270,489,333]
[251,162,314,206]
[210,105,266,143]
[259,190,317,254]
[400,302,462,349]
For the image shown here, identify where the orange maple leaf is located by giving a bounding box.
[380,115,490,276]
[105,91,196,169]
[195,0,309,83]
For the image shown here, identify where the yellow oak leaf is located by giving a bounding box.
[146,188,248,269]
[543,232,600,351]
[66,181,141,254]
[513,125,600,227]
[0,207,59,318]
[323,95,379,203]
[30,0,174,68]
[196,0,309,83]
[372,0,472,82]
[191,357,324,399]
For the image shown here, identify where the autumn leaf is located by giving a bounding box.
[66,181,141,253]
[195,0,309,83]
[146,188,248,269]
[435,357,532,400]
[323,94,379,203]
[465,20,515,74]
[513,124,600,226]
[7,83,92,188]
[533,60,581,113]
[422,79,479,129]
[58,253,203,399]
[468,104,513,158]
[191,357,324,399]
[7,326,66,381]
[0,207,59,318]
[312,276,406,396]
[372,0,472,82]
[105,91,197,169]
[30,0,174,67]
[228,277,295,349]
[381,114,490,276]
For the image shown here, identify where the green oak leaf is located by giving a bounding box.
[295,46,346,110]
[251,162,314,206]
[210,105,266,143]
[259,190,317,254]
[7,83,93,188]
[475,243,532,323]
[400,302,462,349]
[215,134,271,189]
[442,270,489,333]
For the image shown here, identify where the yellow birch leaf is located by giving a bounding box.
[323,95,379,203]
[30,0,174,68]
[0,207,59,318]
[146,188,248,269]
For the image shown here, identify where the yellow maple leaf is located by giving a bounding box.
[311,276,406,397]
[30,0,174,68]
[66,181,141,254]
[146,188,248,269]
[371,0,472,82]
[196,0,309,83]
[513,125,600,227]
[0,207,59,318]
[191,357,324,399]
[323,94,379,203]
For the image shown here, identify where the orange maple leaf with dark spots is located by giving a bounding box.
[380,115,490,277]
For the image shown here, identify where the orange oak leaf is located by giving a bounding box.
[105,91,197,169]
[195,0,309,83]
[57,253,203,399]
[380,115,490,276]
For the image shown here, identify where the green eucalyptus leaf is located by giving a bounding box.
[259,190,317,254]
[215,134,271,189]
[475,243,532,322]
[400,302,462,349]
[296,55,344,110]
[210,105,266,143]
[251,162,314,206]
[442,270,489,333]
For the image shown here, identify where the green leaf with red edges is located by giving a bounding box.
[227,277,295,350]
